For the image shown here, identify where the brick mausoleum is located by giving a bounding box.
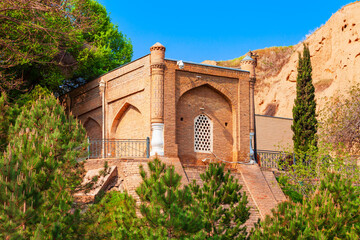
[64,42,260,164]
[65,43,289,227]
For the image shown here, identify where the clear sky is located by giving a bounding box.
[98,0,353,63]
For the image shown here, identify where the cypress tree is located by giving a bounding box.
[189,163,250,239]
[136,159,204,239]
[291,43,318,153]
[0,95,88,239]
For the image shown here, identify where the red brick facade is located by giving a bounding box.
[65,43,251,164]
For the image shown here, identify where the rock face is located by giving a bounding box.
[219,2,360,118]
[258,2,360,117]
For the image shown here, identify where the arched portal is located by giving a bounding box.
[176,85,233,164]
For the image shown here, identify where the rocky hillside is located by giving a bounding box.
[207,1,360,118]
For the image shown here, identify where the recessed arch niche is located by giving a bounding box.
[176,84,233,164]
[83,117,101,140]
[111,102,146,139]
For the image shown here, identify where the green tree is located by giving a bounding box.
[136,159,204,239]
[0,95,88,239]
[0,0,132,95]
[320,84,360,155]
[250,173,360,239]
[189,163,250,239]
[78,191,144,240]
[291,43,318,153]
[0,93,10,152]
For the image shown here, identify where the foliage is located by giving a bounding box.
[78,191,144,240]
[276,175,303,204]
[291,43,318,153]
[320,84,360,155]
[217,46,294,79]
[0,0,132,95]
[277,144,359,199]
[0,93,10,152]
[136,159,205,239]
[189,163,250,239]
[0,95,88,239]
[0,86,52,153]
[250,173,360,239]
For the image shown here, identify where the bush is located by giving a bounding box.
[251,173,360,239]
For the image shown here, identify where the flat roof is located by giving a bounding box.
[165,58,249,73]
[255,114,293,121]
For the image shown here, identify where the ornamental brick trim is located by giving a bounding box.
[150,64,165,70]
[150,46,166,51]
[241,60,256,66]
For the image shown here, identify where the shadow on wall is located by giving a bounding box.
[263,103,279,116]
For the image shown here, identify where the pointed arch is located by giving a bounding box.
[110,102,145,139]
[83,117,101,139]
[178,82,235,107]
[176,84,233,164]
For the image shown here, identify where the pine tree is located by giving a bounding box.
[292,43,318,153]
[0,93,10,152]
[0,95,88,239]
[136,159,205,239]
[78,191,144,240]
[250,173,360,239]
[189,163,250,239]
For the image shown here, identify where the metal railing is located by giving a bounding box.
[258,150,359,173]
[88,138,150,159]
[258,150,283,169]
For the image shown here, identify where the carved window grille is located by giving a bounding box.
[194,114,213,153]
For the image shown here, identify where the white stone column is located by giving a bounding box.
[150,123,164,156]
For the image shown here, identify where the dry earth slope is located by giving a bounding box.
[207,1,360,118]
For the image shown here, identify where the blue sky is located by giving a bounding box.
[98,0,353,63]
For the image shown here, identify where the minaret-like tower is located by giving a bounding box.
[241,52,257,162]
[150,42,166,156]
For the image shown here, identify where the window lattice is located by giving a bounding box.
[194,114,212,152]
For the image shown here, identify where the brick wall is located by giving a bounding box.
[255,115,293,151]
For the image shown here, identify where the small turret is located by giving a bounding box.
[240,52,256,78]
[150,42,166,66]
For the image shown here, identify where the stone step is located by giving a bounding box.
[183,166,261,229]
[237,164,281,218]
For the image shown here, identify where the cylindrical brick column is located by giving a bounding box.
[150,42,166,156]
[241,53,257,162]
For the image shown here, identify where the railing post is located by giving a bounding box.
[87,137,90,159]
[102,139,105,159]
[146,137,150,158]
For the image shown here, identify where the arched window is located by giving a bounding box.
[194,114,213,153]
